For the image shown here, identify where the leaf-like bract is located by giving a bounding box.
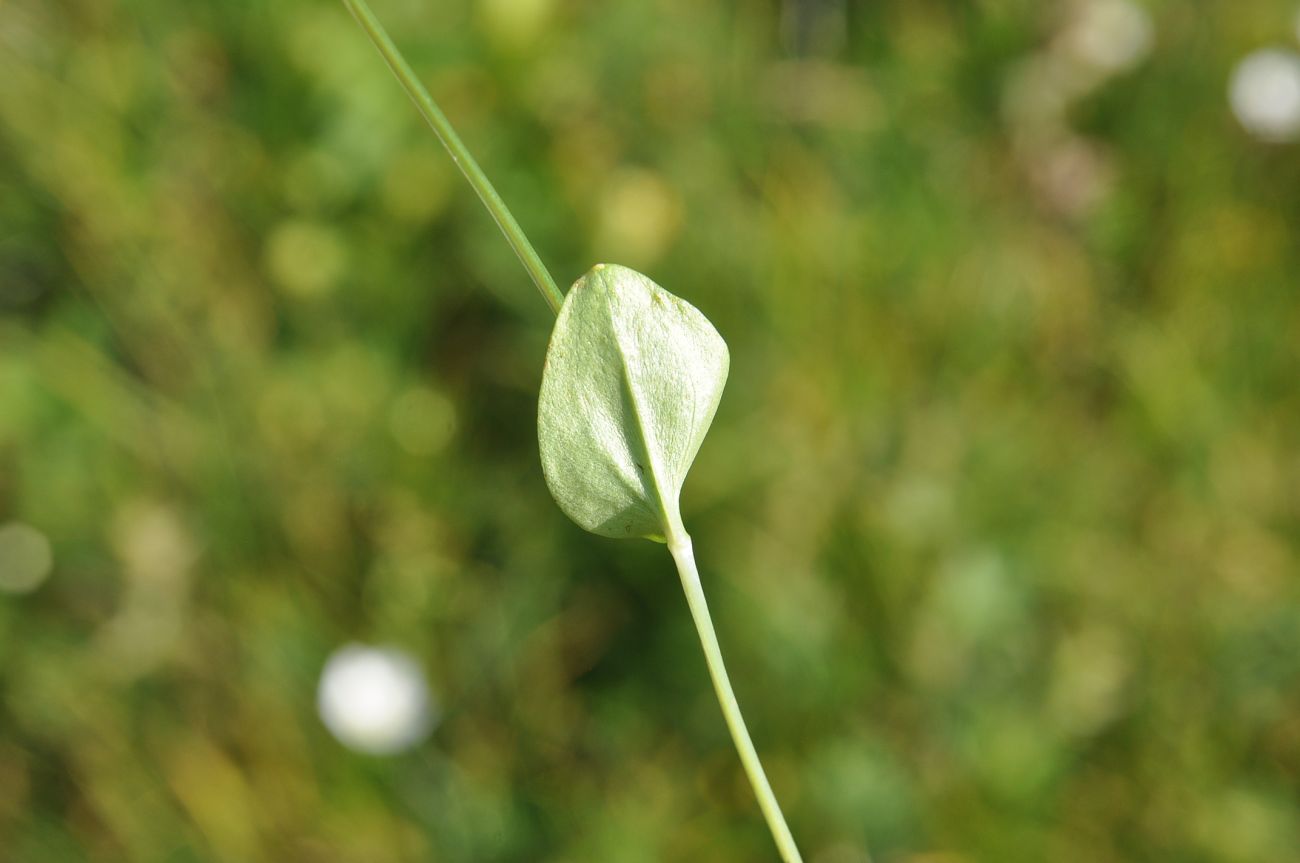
[538,264,729,542]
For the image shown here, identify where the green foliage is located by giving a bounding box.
[538,264,727,543]
[3,0,1300,861]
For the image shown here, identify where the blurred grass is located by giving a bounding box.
[2,0,1300,860]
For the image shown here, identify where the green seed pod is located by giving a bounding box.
[537,264,729,543]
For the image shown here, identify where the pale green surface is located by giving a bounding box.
[538,264,728,543]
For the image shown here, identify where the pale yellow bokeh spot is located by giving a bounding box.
[382,147,453,224]
[477,0,555,52]
[265,220,347,297]
[390,386,457,456]
[0,522,53,594]
[594,169,682,268]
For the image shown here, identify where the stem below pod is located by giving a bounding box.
[667,533,805,863]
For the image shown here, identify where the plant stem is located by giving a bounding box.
[667,534,804,863]
[340,0,565,315]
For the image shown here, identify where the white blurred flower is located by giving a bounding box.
[0,521,53,594]
[1229,49,1300,142]
[317,643,436,755]
[1063,0,1154,74]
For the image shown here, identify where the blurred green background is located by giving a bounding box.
[3,0,1300,860]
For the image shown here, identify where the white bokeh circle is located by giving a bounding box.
[1229,49,1300,142]
[317,643,436,755]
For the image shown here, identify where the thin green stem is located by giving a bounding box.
[667,533,804,863]
[340,0,565,315]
